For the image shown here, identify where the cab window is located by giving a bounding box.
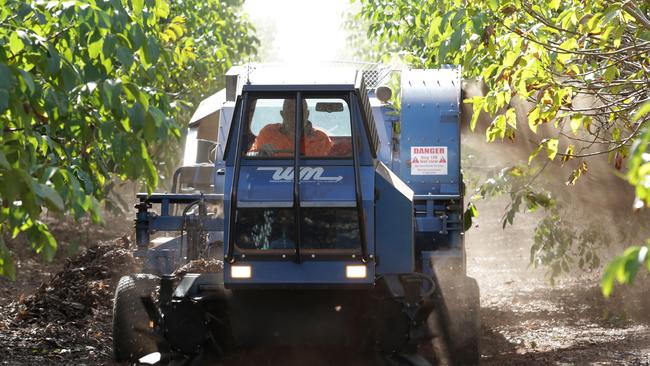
[303,98,352,158]
[234,208,361,252]
[243,96,352,158]
[245,98,294,158]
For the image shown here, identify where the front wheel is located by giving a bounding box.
[112,274,160,362]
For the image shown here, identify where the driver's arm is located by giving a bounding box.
[305,128,333,156]
[249,125,273,154]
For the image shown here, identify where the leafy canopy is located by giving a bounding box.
[357,0,650,294]
[0,0,257,279]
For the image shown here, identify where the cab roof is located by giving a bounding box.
[223,64,380,158]
[236,65,361,92]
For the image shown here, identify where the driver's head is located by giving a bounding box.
[280,99,309,132]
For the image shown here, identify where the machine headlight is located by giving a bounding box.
[139,352,162,364]
[231,265,252,279]
[346,265,367,279]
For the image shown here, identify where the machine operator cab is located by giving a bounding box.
[222,68,380,287]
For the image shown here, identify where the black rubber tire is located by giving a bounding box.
[446,277,480,366]
[112,274,160,362]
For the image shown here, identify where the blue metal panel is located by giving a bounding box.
[415,217,442,233]
[374,162,414,274]
[397,68,462,196]
[224,260,374,286]
[236,165,364,206]
[300,165,357,204]
[359,166,375,254]
[225,164,375,260]
[236,165,293,204]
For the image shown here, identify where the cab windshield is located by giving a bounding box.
[231,92,363,255]
[243,97,353,158]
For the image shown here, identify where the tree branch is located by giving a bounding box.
[623,1,650,30]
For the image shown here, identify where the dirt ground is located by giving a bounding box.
[468,199,650,366]
[1,200,649,365]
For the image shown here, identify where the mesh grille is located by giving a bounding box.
[330,61,397,89]
[356,77,380,157]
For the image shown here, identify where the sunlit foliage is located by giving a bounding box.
[357,0,650,293]
[0,0,257,278]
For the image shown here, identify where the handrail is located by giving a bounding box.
[225,95,246,263]
[349,92,369,263]
[137,193,223,203]
[293,93,303,264]
[413,194,461,200]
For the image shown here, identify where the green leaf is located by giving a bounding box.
[154,0,170,18]
[449,27,463,51]
[132,0,144,16]
[467,96,484,131]
[128,102,146,130]
[0,89,8,112]
[128,23,146,50]
[562,144,575,164]
[0,151,10,169]
[18,69,35,94]
[463,202,478,231]
[486,114,506,142]
[0,239,16,280]
[527,107,540,133]
[633,101,650,121]
[9,31,24,55]
[148,106,165,126]
[603,64,618,82]
[557,39,577,63]
[140,142,158,192]
[39,184,65,211]
[167,23,184,39]
[116,45,134,69]
[570,114,583,134]
[601,245,648,297]
[101,79,123,109]
[0,63,12,90]
[143,113,156,140]
[60,63,79,92]
[549,0,561,10]
[144,37,160,64]
[88,39,103,59]
[124,82,149,110]
[45,45,61,76]
[505,108,516,129]
[37,223,57,261]
[528,142,544,165]
[546,138,559,160]
[102,34,118,57]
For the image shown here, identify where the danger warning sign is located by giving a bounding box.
[410,146,448,175]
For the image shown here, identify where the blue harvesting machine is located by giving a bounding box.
[113,64,480,366]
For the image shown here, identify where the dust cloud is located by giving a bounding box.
[463,81,650,364]
[462,80,650,257]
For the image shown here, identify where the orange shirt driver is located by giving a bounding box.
[250,99,332,157]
